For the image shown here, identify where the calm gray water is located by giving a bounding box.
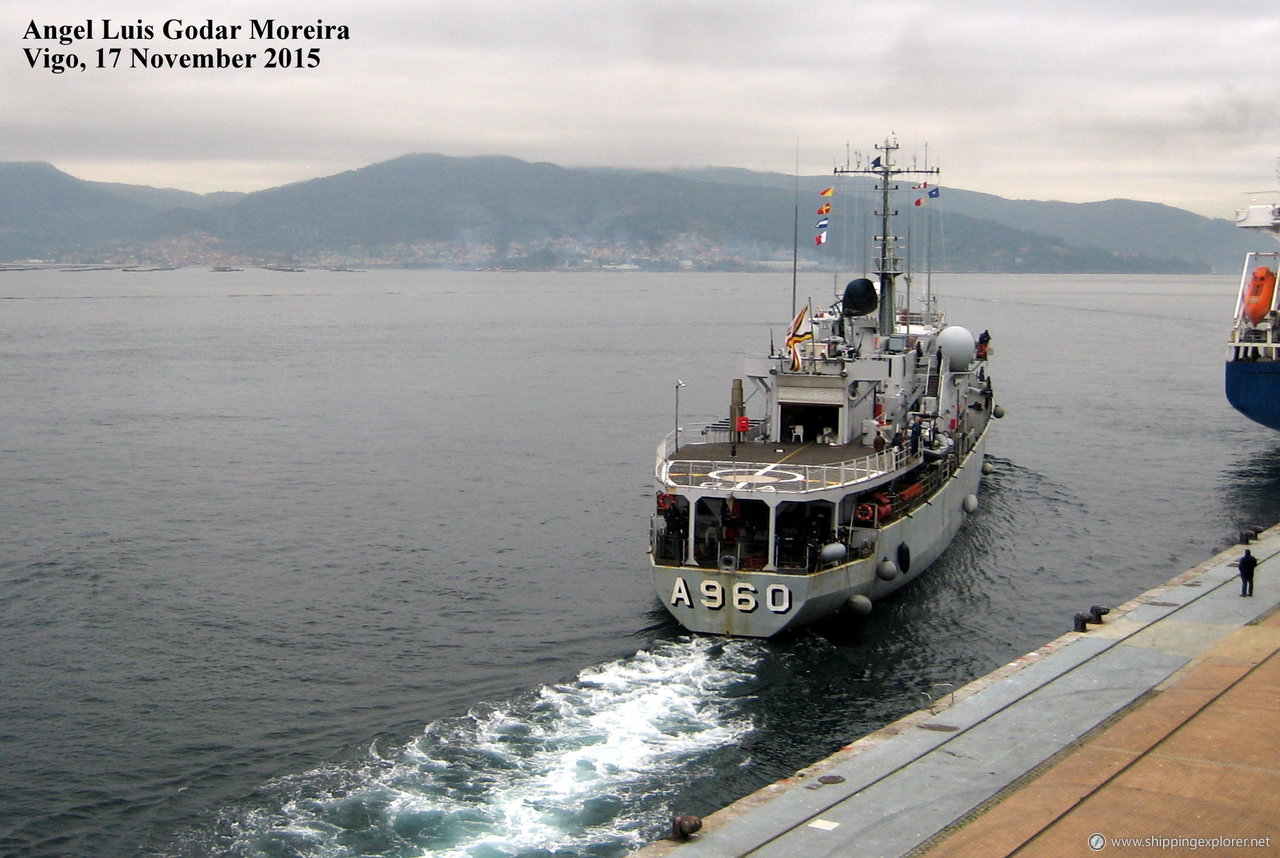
[2,268,1278,858]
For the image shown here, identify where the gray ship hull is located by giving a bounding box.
[651,424,988,637]
[646,139,998,638]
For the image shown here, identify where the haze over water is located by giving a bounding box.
[3,269,1277,857]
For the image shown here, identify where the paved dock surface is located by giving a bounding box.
[632,528,1280,858]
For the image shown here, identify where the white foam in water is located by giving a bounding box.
[223,637,760,857]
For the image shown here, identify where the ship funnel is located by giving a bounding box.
[842,278,878,317]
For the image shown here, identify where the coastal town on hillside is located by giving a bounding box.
[1,230,817,272]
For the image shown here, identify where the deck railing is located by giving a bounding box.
[656,424,916,494]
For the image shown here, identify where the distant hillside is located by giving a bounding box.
[85,181,244,211]
[217,154,799,259]
[0,162,150,259]
[937,189,1252,274]
[671,167,1253,273]
[0,155,1253,272]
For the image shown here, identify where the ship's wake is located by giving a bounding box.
[190,637,761,858]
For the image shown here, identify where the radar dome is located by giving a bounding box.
[841,278,878,317]
[937,326,976,371]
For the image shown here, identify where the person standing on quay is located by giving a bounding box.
[1238,549,1257,597]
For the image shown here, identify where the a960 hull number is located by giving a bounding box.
[668,576,793,614]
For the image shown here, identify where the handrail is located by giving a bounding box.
[656,426,918,494]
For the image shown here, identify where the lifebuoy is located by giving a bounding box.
[656,492,674,511]
[855,503,875,522]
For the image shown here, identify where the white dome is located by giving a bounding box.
[937,326,976,371]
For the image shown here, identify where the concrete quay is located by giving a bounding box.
[632,527,1280,858]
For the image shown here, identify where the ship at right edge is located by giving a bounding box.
[1226,194,1280,431]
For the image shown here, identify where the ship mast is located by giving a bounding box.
[835,139,939,335]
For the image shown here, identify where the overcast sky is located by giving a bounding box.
[6,0,1279,217]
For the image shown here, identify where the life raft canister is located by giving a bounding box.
[1244,266,1276,325]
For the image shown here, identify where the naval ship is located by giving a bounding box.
[1227,195,1280,432]
[648,140,1002,637]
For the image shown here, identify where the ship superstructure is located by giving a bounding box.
[1227,198,1280,432]
[648,140,1001,636]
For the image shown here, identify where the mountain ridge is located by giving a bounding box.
[0,155,1253,272]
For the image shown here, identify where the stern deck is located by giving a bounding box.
[661,437,915,495]
[669,439,879,466]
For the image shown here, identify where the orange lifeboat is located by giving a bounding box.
[1243,266,1276,325]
